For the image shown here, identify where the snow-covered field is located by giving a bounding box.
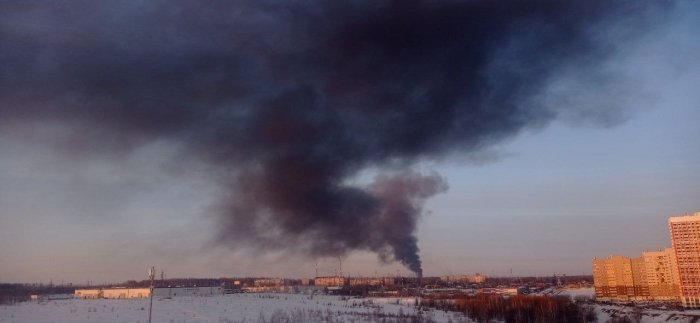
[0,293,467,323]
[8,289,700,323]
[556,287,595,299]
[555,288,700,323]
[593,304,700,323]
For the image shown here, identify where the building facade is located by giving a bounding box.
[643,248,680,301]
[348,277,385,286]
[592,211,700,305]
[74,289,103,299]
[74,286,224,299]
[253,278,285,287]
[592,251,682,302]
[314,276,345,287]
[152,286,224,297]
[440,274,486,284]
[592,255,643,301]
[669,212,700,308]
[75,288,149,299]
[102,288,150,299]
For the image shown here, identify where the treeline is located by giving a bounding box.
[0,277,234,304]
[0,284,74,304]
[118,277,228,288]
[485,275,592,287]
[421,294,597,323]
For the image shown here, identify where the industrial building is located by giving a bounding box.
[348,277,393,286]
[74,289,104,299]
[314,276,345,287]
[153,286,224,297]
[253,278,285,287]
[440,274,486,284]
[102,288,150,299]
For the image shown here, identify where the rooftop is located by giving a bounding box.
[668,212,700,223]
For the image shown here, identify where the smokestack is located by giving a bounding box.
[0,0,678,276]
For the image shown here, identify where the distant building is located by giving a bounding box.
[152,286,224,297]
[74,286,224,299]
[74,289,102,299]
[440,274,486,284]
[102,288,150,299]
[669,212,700,308]
[253,278,284,287]
[30,294,73,302]
[314,276,345,287]
[348,277,385,286]
[383,277,396,285]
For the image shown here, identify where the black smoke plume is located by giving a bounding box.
[0,1,671,275]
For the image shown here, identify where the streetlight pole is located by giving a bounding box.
[148,266,155,323]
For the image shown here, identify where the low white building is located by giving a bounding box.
[75,288,149,299]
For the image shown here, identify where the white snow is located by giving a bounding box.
[592,304,700,323]
[8,291,700,323]
[0,293,468,323]
[556,287,595,300]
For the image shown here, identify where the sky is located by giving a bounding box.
[0,1,699,283]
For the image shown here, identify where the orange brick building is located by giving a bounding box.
[669,212,700,308]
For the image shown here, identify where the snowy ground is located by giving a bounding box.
[7,289,700,323]
[556,288,700,323]
[556,287,595,299]
[0,293,468,323]
[592,304,700,323]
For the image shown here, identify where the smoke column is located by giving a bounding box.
[0,0,678,275]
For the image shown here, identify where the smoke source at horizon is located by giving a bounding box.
[0,0,677,276]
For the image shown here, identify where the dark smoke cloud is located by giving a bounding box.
[0,0,674,275]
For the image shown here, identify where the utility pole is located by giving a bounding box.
[148,266,155,323]
[338,257,343,277]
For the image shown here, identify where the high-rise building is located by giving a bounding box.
[643,248,680,301]
[669,212,700,308]
[592,211,700,305]
[630,256,650,298]
[592,255,649,301]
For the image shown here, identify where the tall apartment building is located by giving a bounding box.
[592,253,680,302]
[643,248,680,301]
[592,211,700,305]
[592,255,648,301]
[669,212,700,308]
